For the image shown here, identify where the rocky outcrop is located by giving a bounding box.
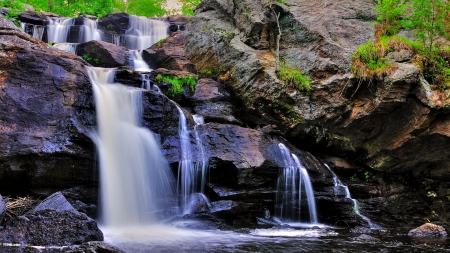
[32,191,78,213]
[0,17,96,196]
[76,40,128,67]
[184,0,450,227]
[143,31,196,72]
[191,78,241,125]
[408,223,447,237]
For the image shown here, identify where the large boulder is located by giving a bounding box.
[0,17,96,196]
[408,223,448,237]
[0,194,5,222]
[143,31,196,72]
[0,209,103,246]
[76,40,128,67]
[32,191,78,213]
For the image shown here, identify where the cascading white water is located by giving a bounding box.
[124,16,169,50]
[323,164,380,229]
[47,18,74,43]
[53,43,78,53]
[176,107,209,214]
[275,144,318,224]
[21,23,44,41]
[81,18,103,42]
[88,67,176,228]
[130,50,151,72]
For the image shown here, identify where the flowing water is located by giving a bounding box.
[275,144,318,224]
[175,107,209,214]
[323,163,380,229]
[123,16,169,50]
[87,67,176,227]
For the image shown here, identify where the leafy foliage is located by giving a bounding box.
[374,0,408,37]
[276,62,311,93]
[155,74,198,97]
[180,0,200,16]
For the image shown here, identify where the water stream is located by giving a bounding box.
[275,144,318,224]
[323,163,380,229]
[88,67,176,227]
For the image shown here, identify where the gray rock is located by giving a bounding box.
[387,49,413,63]
[185,193,210,215]
[0,194,5,222]
[0,209,103,246]
[32,192,79,214]
[408,223,448,237]
[76,40,128,67]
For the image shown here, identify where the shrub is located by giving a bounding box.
[276,62,311,93]
[374,0,408,37]
[155,74,198,96]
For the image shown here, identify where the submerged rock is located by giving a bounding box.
[408,223,448,237]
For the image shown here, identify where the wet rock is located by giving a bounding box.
[185,193,210,215]
[168,15,190,33]
[0,18,96,195]
[143,31,196,72]
[408,223,448,237]
[210,200,244,215]
[32,192,78,213]
[76,40,128,67]
[114,66,143,87]
[61,186,98,218]
[63,241,126,253]
[0,209,103,246]
[97,13,130,36]
[19,11,48,26]
[354,234,380,242]
[0,194,5,222]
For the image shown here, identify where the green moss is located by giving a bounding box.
[155,74,198,97]
[277,62,311,93]
[156,36,169,47]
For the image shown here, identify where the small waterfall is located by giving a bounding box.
[88,67,176,228]
[47,18,74,43]
[80,18,103,42]
[275,144,318,224]
[176,107,209,214]
[323,164,380,229]
[124,16,169,50]
[53,43,78,53]
[130,50,151,72]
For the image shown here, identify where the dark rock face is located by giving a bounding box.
[97,13,130,36]
[19,11,48,26]
[168,15,190,33]
[0,209,103,246]
[143,31,196,72]
[408,223,448,237]
[76,40,128,67]
[0,17,96,195]
[63,241,127,253]
[114,66,143,88]
[191,78,241,125]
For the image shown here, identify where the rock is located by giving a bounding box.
[143,31,196,72]
[387,49,413,63]
[0,17,96,195]
[76,40,128,67]
[0,210,103,246]
[408,223,448,237]
[168,15,190,33]
[191,78,230,103]
[97,13,131,41]
[19,11,48,26]
[62,241,126,253]
[0,194,5,222]
[193,102,242,125]
[185,193,210,215]
[61,186,98,218]
[354,234,380,242]
[210,200,244,215]
[32,192,78,214]
[114,66,143,87]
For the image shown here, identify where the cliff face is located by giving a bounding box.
[184,0,450,225]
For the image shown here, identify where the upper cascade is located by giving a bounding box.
[21,14,170,51]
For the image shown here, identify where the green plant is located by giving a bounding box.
[93,58,100,64]
[350,173,358,182]
[82,54,92,62]
[374,0,408,37]
[156,36,169,47]
[155,74,198,96]
[277,62,311,93]
[364,171,370,182]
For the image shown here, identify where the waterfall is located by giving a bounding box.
[88,67,176,228]
[47,18,74,43]
[53,43,78,53]
[323,164,380,229]
[175,107,209,214]
[124,16,169,50]
[81,18,103,42]
[275,144,318,224]
[129,50,151,72]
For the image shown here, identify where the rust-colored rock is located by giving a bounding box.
[408,223,447,237]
